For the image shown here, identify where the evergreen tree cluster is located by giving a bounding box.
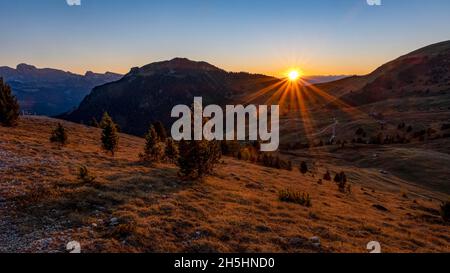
[177,139,221,180]
[222,141,292,171]
[141,124,165,163]
[0,78,20,127]
[139,122,179,164]
[44,111,222,181]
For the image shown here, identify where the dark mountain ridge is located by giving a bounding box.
[63,58,277,135]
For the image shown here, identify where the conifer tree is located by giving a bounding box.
[323,170,331,181]
[300,161,308,174]
[165,138,179,163]
[177,139,221,180]
[141,125,164,162]
[100,112,119,156]
[153,121,167,142]
[176,107,221,179]
[0,78,20,127]
[50,123,68,145]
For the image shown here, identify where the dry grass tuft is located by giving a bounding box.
[279,189,312,207]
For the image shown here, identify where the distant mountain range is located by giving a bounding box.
[0,64,122,116]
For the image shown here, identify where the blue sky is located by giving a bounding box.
[1,0,449,76]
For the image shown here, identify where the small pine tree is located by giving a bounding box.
[220,141,229,155]
[176,109,221,180]
[99,113,119,131]
[165,138,179,163]
[141,125,165,162]
[0,78,20,127]
[334,173,340,182]
[287,160,293,171]
[177,139,195,177]
[153,121,167,142]
[144,125,158,156]
[323,170,331,181]
[100,112,119,156]
[50,123,68,145]
[300,161,308,174]
[334,171,349,193]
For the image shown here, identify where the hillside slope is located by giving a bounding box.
[318,41,450,106]
[0,117,448,253]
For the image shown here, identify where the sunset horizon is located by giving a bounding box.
[1,0,449,267]
[1,1,450,77]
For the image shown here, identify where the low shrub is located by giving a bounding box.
[300,161,308,174]
[441,200,450,222]
[335,171,350,193]
[323,171,331,181]
[279,189,312,207]
[78,165,96,183]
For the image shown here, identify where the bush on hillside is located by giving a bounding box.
[279,189,312,207]
[50,123,68,145]
[177,139,221,180]
[141,125,164,163]
[323,171,331,181]
[78,165,96,183]
[300,161,308,174]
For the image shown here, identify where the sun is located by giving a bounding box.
[288,70,301,81]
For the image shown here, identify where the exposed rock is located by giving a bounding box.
[309,236,321,247]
